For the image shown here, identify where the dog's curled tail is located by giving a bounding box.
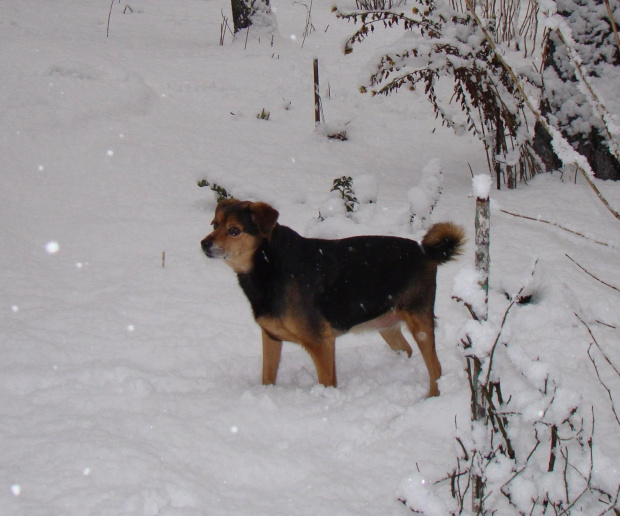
[422,222,466,265]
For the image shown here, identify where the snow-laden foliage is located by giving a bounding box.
[541,0,619,140]
[334,0,543,188]
[533,0,620,179]
[407,262,620,515]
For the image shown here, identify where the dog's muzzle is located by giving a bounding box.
[201,237,226,259]
[201,237,216,258]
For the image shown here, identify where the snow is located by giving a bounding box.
[408,158,443,230]
[1,1,619,514]
[472,174,492,200]
[452,267,488,319]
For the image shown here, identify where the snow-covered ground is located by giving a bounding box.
[1,1,619,514]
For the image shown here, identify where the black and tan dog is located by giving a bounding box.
[201,199,465,397]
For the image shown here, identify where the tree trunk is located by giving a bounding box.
[532,0,620,180]
[231,0,271,34]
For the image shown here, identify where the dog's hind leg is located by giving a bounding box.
[379,325,413,358]
[402,312,442,397]
[306,339,337,388]
[261,329,283,385]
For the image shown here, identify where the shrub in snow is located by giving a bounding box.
[315,175,380,231]
[331,176,359,213]
[256,108,270,120]
[408,158,443,230]
[402,258,620,514]
[334,0,543,188]
[197,179,232,202]
[315,121,348,141]
[398,472,455,515]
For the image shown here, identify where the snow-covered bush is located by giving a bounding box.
[408,158,443,230]
[334,0,543,188]
[398,257,620,514]
[398,178,620,513]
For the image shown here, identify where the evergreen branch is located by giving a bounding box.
[603,0,620,67]
[551,25,620,163]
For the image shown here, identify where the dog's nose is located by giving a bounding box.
[201,238,212,255]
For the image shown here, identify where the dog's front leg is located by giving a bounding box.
[261,329,283,385]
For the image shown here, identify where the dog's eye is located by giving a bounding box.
[212,222,219,230]
[228,226,241,237]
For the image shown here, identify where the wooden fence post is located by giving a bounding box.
[472,175,491,514]
[313,58,321,125]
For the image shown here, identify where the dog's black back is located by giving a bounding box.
[238,224,436,333]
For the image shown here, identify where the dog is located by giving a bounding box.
[201,199,465,397]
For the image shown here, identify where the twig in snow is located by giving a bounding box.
[576,313,620,426]
[595,319,617,329]
[565,254,620,293]
[500,209,612,248]
[587,344,620,427]
[244,25,250,49]
[575,313,620,378]
[107,0,117,38]
[557,407,596,515]
[220,10,234,45]
[484,259,538,387]
[295,0,315,48]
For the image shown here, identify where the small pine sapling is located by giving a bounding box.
[331,176,359,213]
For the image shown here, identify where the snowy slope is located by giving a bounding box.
[1,1,619,514]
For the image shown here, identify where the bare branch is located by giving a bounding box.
[587,345,620,428]
[485,259,539,386]
[576,313,620,378]
[565,254,620,293]
[500,209,614,248]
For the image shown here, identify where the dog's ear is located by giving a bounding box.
[250,202,279,237]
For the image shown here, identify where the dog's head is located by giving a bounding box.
[201,199,279,274]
